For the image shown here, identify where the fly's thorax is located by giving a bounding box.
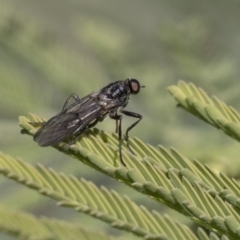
[121,94,131,108]
[101,81,131,99]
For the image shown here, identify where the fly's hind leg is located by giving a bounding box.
[62,93,81,111]
[110,113,126,167]
[29,94,81,129]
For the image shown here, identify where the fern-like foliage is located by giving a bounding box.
[168,80,240,142]
[1,81,239,239]
[0,152,199,240]
[14,113,240,239]
[0,203,117,240]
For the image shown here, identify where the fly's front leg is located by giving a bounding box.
[110,114,126,166]
[62,93,81,111]
[120,109,142,155]
[115,117,119,133]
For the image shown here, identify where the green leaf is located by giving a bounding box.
[17,113,240,239]
[168,81,240,142]
[0,203,118,240]
[0,152,201,240]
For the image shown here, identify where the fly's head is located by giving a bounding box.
[126,78,145,95]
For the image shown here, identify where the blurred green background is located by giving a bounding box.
[1,0,240,239]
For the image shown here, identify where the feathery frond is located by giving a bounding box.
[168,81,240,142]
[0,152,199,240]
[0,203,117,240]
[15,113,240,239]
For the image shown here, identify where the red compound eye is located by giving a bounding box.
[128,78,145,94]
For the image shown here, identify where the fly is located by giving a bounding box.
[31,78,145,166]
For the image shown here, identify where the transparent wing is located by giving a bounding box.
[34,95,103,146]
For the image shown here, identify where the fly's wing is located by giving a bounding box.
[34,94,103,147]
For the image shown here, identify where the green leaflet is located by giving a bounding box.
[13,113,240,239]
[0,203,118,240]
[168,81,240,141]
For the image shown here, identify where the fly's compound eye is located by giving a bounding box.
[128,78,141,94]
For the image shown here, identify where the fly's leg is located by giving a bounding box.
[62,93,81,111]
[29,94,81,128]
[110,114,126,166]
[61,119,99,151]
[120,110,142,155]
[115,118,119,133]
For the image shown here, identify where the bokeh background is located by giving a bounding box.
[1,0,240,239]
